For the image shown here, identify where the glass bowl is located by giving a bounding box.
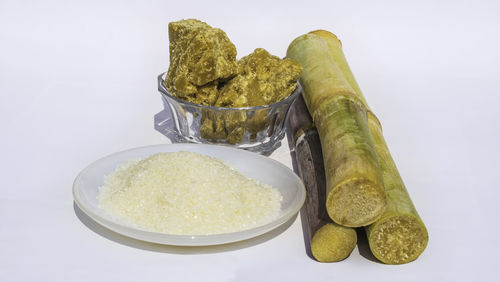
[155,72,302,154]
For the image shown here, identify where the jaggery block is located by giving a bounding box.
[216,48,302,107]
[166,19,238,101]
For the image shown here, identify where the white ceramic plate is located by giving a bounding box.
[73,143,306,246]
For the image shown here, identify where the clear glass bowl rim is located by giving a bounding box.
[157,72,302,111]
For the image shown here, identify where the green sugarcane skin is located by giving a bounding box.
[366,119,428,264]
[292,122,358,262]
[287,34,366,116]
[309,30,370,110]
[287,34,386,227]
[313,30,429,264]
[315,97,386,227]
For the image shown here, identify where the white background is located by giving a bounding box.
[1,0,499,281]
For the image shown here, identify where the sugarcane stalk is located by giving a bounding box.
[288,96,357,262]
[366,118,428,264]
[312,30,429,264]
[309,30,370,110]
[287,34,386,227]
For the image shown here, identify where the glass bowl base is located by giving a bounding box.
[154,109,283,156]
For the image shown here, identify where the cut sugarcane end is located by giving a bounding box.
[368,214,429,264]
[327,178,386,227]
[311,223,357,262]
[309,30,342,47]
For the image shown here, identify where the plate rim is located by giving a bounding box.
[72,143,306,246]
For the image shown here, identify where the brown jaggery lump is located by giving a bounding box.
[199,49,302,143]
[166,20,302,108]
[216,48,302,107]
[165,19,302,144]
[200,110,247,144]
[165,19,238,102]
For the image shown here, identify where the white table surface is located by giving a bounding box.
[2,0,499,281]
